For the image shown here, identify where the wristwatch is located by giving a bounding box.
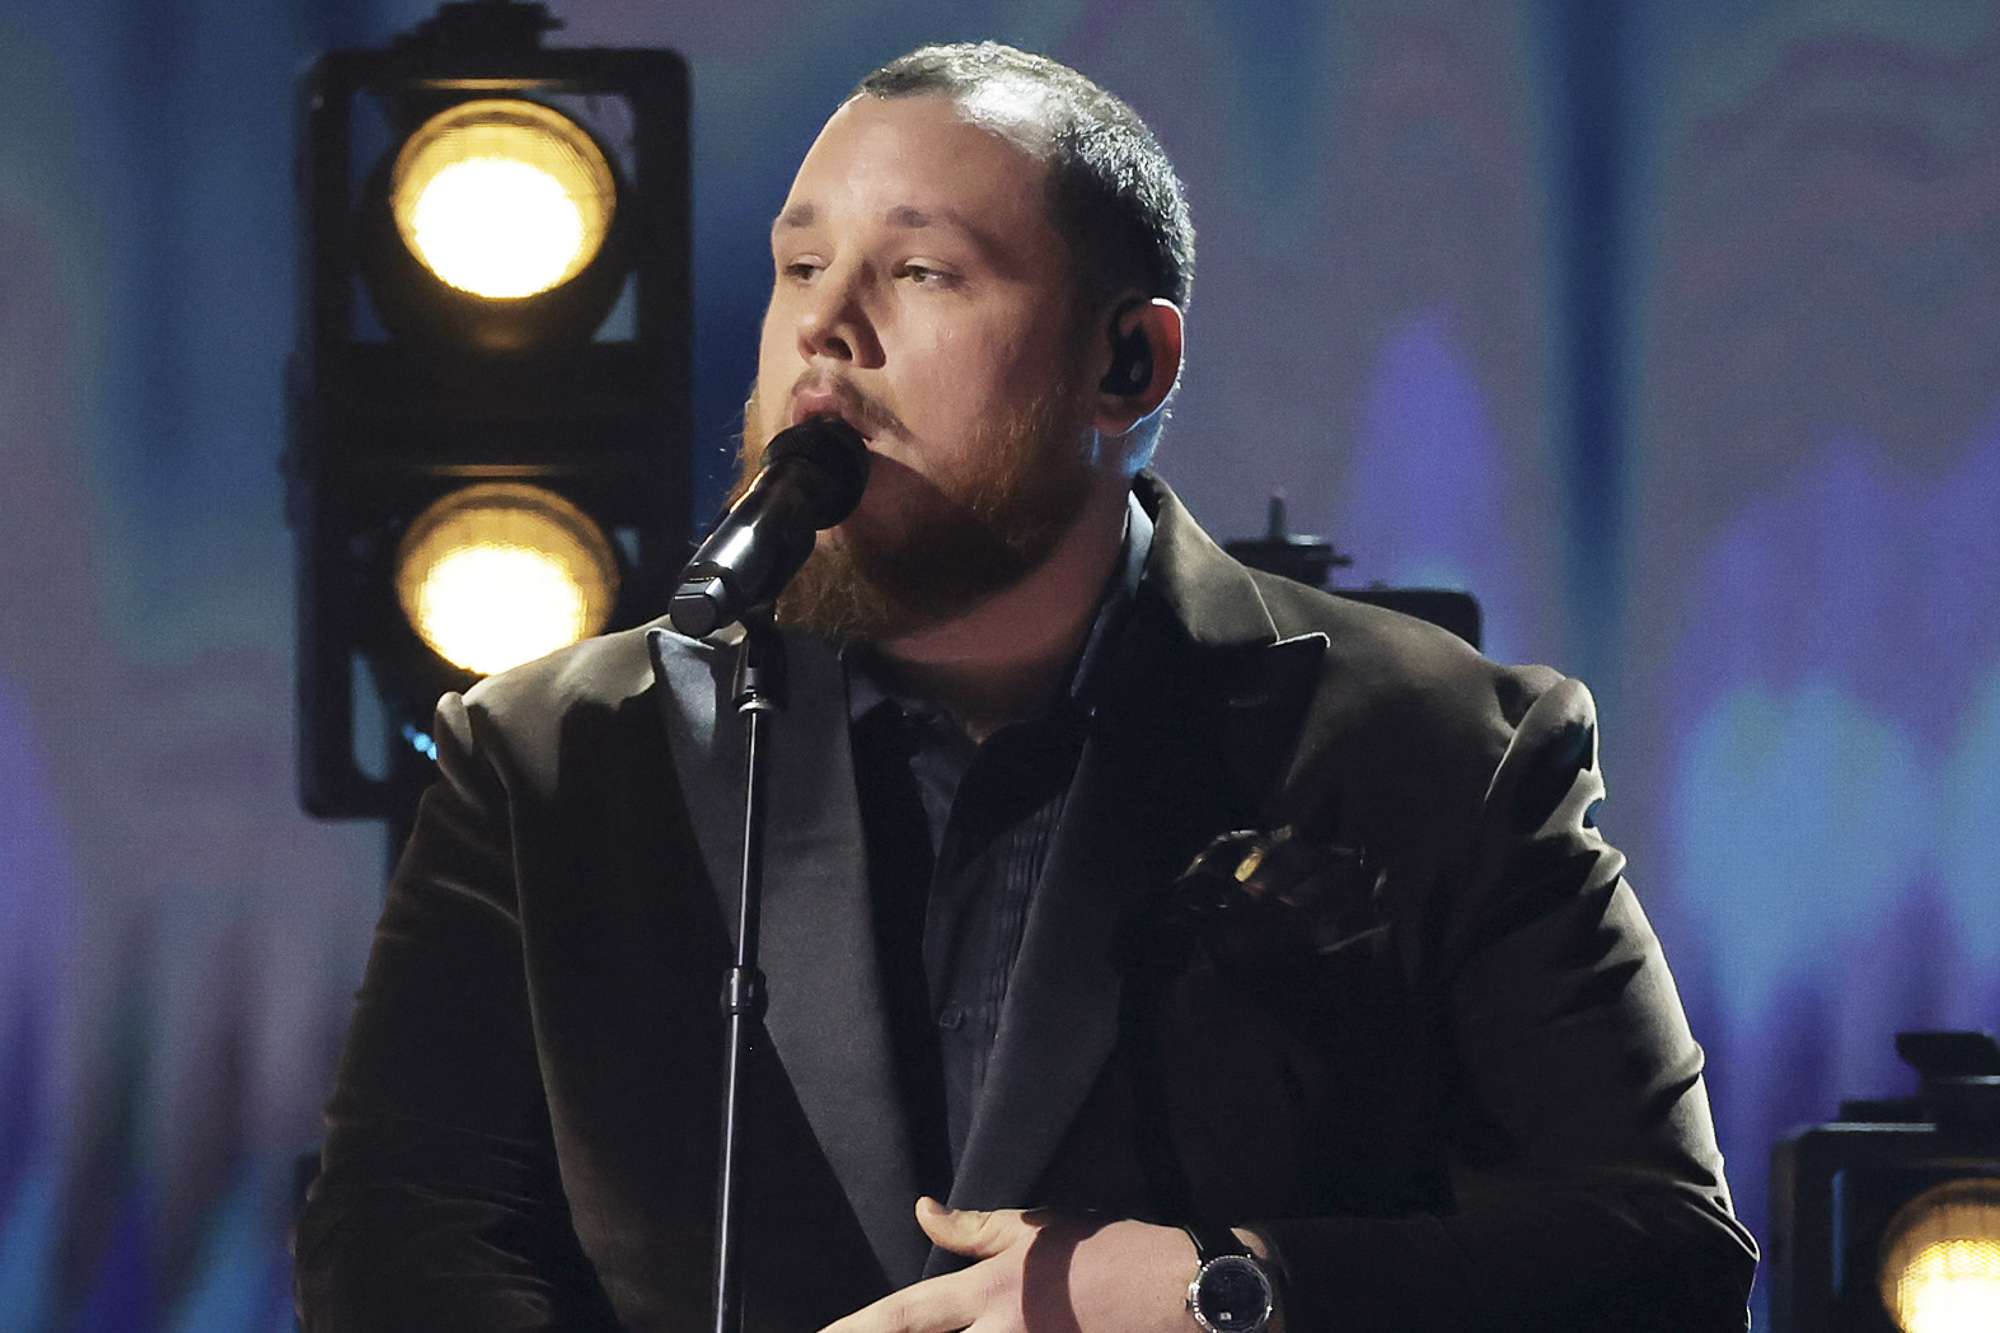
[1182,1222,1278,1333]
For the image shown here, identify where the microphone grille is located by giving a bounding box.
[767,417,870,528]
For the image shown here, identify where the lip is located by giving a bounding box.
[789,388,871,440]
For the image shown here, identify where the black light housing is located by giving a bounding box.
[1770,1030,2000,1332]
[286,0,692,820]
[1223,495,1484,650]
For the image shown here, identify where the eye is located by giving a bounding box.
[779,257,823,282]
[895,262,958,289]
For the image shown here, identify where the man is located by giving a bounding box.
[295,42,1757,1332]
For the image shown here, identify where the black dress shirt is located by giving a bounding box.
[845,498,1154,1195]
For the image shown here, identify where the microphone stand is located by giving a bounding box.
[712,609,783,1333]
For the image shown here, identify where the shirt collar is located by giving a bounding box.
[846,489,1154,726]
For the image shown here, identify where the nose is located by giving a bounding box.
[795,265,884,369]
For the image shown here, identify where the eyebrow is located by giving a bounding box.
[770,202,985,238]
[770,200,1016,272]
[885,204,974,232]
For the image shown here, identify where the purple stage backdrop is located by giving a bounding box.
[2,2,1996,1328]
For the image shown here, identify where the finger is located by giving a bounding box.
[915,1198,1030,1258]
[817,1266,982,1333]
[913,1195,955,1247]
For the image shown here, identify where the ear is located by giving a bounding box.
[1090,296,1185,441]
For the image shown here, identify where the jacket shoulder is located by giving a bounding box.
[463,619,659,713]
[1238,569,1580,854]
[442,619,664,776]
[1249,569,1559,733]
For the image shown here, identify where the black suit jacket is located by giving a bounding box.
[295,474,1757,1331]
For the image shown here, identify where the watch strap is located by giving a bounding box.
[1182,1220,1253,1264]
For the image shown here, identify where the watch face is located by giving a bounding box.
[1194,1255,1274,1332]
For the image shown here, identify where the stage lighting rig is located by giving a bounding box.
[1224,494,1484,649]
[286,0,690,821]
[1771,1030,2000,1333]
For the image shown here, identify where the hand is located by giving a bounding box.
[816,1197,1195,1333]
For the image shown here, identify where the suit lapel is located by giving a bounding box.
[648,625,929,1287]
[647,625,742,907]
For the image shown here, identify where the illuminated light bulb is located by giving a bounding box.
[391,99,615,300]
[395,484,619,676]
[1880,1182,2000,1333]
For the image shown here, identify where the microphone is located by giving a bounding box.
[669,417,870,638]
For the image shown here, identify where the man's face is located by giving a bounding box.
[740,92,1101,641]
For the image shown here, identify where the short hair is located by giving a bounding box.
[854,42,1195,315]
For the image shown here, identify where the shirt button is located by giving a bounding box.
[936,1005,965,1030]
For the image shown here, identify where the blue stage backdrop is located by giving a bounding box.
[1,2,1995,1328]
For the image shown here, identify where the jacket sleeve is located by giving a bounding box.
[1256,676,1758,1331]
[292,690,621,1333]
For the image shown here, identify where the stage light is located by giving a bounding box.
[289,0,691,822]
[1878,1181,2000,1333]
[392,98,616,300]
[356,83,633,355]
[395,484,619,675]
[1770,1031,2000,1332]
[1223,494,1483,648]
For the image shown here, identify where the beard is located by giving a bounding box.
[728,368,1096,643]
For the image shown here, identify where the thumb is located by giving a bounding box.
[915,1197,1025,1258]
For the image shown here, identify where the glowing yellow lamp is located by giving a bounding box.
[395,484,620,676]
[1880,1181,2000,1333]
[390,99,616,300]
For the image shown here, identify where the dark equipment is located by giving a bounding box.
[1224,495,1483,650]
[1770,1030,2000,1332]
[287,0,692,821]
